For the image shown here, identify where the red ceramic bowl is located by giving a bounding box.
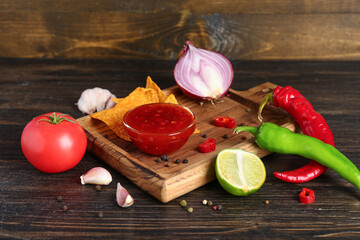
[123,103,196,156]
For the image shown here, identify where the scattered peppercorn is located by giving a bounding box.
[202,134,207,138]
[183,159,189,164]
[207,201,213,206]
[187,207,193,213]
[239,123,245,126]
[156,158,161,163]
[241,136,247,140]
[180,200,187,207]
[161,155,167,160]
[212,205,217,210]
[202,199,208,205]
[217,204,223,210]
[264,200,270,205]
[56,196,63,203]
[223,134,228,139]
[98,211,104,218]
[62,205,68,212]
[175,159,181,164]
[165,158,170,162]
[95,185,102,192]
[165,163,170,167]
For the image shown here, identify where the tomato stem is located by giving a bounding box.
[36,112,76,125]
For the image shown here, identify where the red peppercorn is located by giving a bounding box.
[212,205,217,210]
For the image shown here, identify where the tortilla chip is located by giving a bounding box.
[91,87,159,141]
[112,76,165,105]
[164,94,178,104]
[146,76,167,103]
[112,98,123,104]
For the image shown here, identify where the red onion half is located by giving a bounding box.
[174,41,234,101]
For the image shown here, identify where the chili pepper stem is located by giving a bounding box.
[233,126,258,136]
[257,91,273,122]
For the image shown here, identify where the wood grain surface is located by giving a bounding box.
[1,59,360,239]
[1,0,360,60]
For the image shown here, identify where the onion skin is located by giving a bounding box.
[174,41,234,101]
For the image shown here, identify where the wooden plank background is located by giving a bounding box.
[1,0,360,60]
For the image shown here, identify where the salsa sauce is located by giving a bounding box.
[125,103,194,133]
[123,103,196,155]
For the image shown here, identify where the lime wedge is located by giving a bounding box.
[215,149,266,196]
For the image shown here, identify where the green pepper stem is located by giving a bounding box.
[257,91,273,122]
[233,126,258,136]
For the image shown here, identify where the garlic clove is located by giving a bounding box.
[94,88,116,112]
[77,87,116,114]
[116,182,134,208]
[80,167,112,185]
[105,94,116,109]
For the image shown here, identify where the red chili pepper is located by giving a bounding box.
[299,188,315,204]
[199,138,216,153]
[258,86,334,183]
[214,116,235,128]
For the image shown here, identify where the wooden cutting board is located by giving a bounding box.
[76,82,296,203]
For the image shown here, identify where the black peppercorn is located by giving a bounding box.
[156,158,161,163]
[175,159,181,164]
[202,134,207,138]
[183,159,189,163]
[223,134,228,139]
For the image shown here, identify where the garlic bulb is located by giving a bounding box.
[116,182,134,208]
[77,87,116,114]
[80,167,112,185]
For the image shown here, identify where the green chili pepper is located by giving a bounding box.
[234,122,360,190]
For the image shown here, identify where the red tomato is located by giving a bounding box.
[21,112,87,173]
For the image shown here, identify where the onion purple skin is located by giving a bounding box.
[174,41,234,102]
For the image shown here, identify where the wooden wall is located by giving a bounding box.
[1,0,360,60]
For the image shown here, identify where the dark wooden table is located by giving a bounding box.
[1,59,360,239]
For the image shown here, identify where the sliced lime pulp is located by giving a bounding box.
[215,149,266,196]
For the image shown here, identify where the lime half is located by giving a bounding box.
[215,149,266,196]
